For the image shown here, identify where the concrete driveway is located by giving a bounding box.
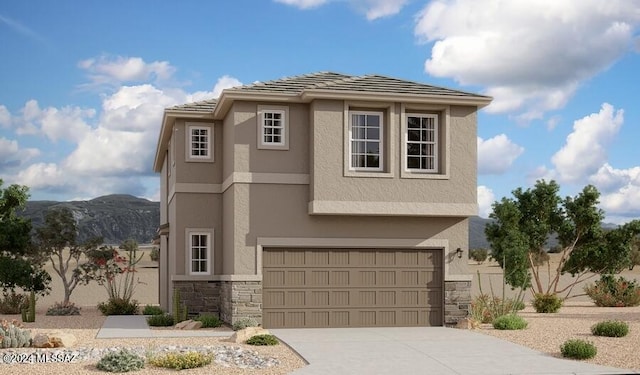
[271,327,634,375]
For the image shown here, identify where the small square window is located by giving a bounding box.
[258,106,289,150]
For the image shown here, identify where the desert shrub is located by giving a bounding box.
[96,348,145,372]
[591,320,629,337]
[492,314,528,330]
[194,313,222,328]
[530,250,550,266]
[46,302,81,316]
[146,313,174,327]
[584,275,640,307]
[98,298,139,316]
[630,248,640,270]
[232,317,258,331]
[469,248,489,264]
[149,247,159,262]
[0,319,31,348]
[560,339,597,360]
[0,292,28,314]
[470,294,525,323]
[142,305,164,315]
[246,334,279,346]
[532,293,562,313]
[148,352,212,370]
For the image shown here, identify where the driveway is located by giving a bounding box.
[271,327,633,375]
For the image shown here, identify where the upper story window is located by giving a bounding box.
[188,230,211,275]
[258,105,289,150]
[349,111,383,171]
[187,124,212,161]
[405,114,438,172]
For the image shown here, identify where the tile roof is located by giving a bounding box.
[167,99,217,112]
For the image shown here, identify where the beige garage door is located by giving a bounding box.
[262,248,443,328]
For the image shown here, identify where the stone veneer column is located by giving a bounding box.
[444,280,471,326]
[172,281,221,317]
[220,281,262,325]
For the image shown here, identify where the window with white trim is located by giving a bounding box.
[349,111,383,171]
[405,114,438,172]
[188,125,211,159]
[188,231,210,275]
[258,106,289,150]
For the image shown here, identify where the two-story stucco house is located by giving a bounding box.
[152,72,492,328]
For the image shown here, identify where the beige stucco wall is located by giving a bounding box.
[172,119,222,185]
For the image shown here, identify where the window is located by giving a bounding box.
[188,231,210,275]
[349,111,383,171]
[405,114,438,172]
[258,106,289,150]
[188,125,211,160]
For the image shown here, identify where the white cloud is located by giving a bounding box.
[274,0,327,9]
[551,103,623,183]
[275,0,408,19]
[190,75,243,102]
[7,100,94,142]
[0,105,10,127]
[0,137,40,171]
[414,0,640,118]
[78,55,176,87]
[15,163,66,190]
[477,134,524,174]
[589,164,640,220]
[477,185,495,218]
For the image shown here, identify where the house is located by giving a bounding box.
[152,72,492,328]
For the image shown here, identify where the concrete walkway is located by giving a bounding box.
[96,315,231,338]
[271,327,636,375]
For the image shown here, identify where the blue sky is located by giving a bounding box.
[1,0,639,223]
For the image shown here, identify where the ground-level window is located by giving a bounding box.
[188,125,211,160]
[406,114,438,172]
[350,111,383,171]
[188,231,211,275]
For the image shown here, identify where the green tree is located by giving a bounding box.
[486,180,640,299]
[0,180,50,295]
[34,207,101,305]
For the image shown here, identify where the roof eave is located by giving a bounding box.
[212,90,302,119]
[301,89,493,108]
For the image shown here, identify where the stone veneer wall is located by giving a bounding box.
[444,280,471,326]
[172,281,221,317]
[220,281,263,325]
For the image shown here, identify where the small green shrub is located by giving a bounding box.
[0,319,31,348]
[591,320,629,337]
[46,302,81,316]
[149,247,159,262]
[146,313,174,327]
[469,248,489,264]
[530,250,550,266]
[232,317,258,331]
[470,294,525,323]
[560,339,597,360]
[584,275,640,307]
[142,305,164,315]
[194,313,222,328]
[246,334,279,346]
[0,292,28,314]
[532,293,562,313]
[492,314,528,330]
[96,348,145,372]
[148,352,212,370]
[98,298,139,316]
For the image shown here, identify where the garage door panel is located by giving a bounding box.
[263,248,443,328]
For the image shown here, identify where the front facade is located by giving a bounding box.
[152,72,492,328]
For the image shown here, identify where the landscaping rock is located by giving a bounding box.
[174,319,203,330]
[227,327,271,343]
[31,331,77,348]
[455,318,480,330]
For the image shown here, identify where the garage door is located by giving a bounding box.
[262,248,443,328]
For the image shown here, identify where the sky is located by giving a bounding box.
[0,0,639,224]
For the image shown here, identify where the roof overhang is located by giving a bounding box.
[301,89,493,108]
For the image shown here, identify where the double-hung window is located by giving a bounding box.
[258,106,289,150]
[405,114,438,172]
[349,111,383,171]
[188,231,210,275]
[187,125,212,160]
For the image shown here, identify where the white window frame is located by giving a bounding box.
[186,229,212,275]
[405,113,439,173]
[186,124,213,161]
[257,105,289,150]
[348,111,384,172]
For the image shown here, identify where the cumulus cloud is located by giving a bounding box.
[275,0,408,19]
[78,55,176,88]
[0,137,40,171]
[477,185,495,218]
[0,105,10,127]
[414,0,640,118]
[588,164,640,220]
[190,75,243,102]
[551,103,623,183]
[7,100,94,142]
[477,134,524,175]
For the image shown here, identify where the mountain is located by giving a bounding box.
[469,216,492,249]
[19,194,160,245]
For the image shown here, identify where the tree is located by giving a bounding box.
[34,207,101,305]
[486,180,640,299]
[0,180,50,295]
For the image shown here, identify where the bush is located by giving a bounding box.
[98,298,139,316]
[194,313,222,328]
[492,314,528,330]
[96,348,145,372]
[591,320,629,337]
[146,313,174,327]
[530,250,550,266]
[46,302,81,316]
[232,317,258,331]
[246,334,279,346]
[532,293,562,313]
[149,247,159,262]
[148,352,212,370]
[584,275,640,307]
[469,248,489,264]
[0,292,28,314]
[142,305,164,315]
[470,294,525,323]
[560,339,597,360]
